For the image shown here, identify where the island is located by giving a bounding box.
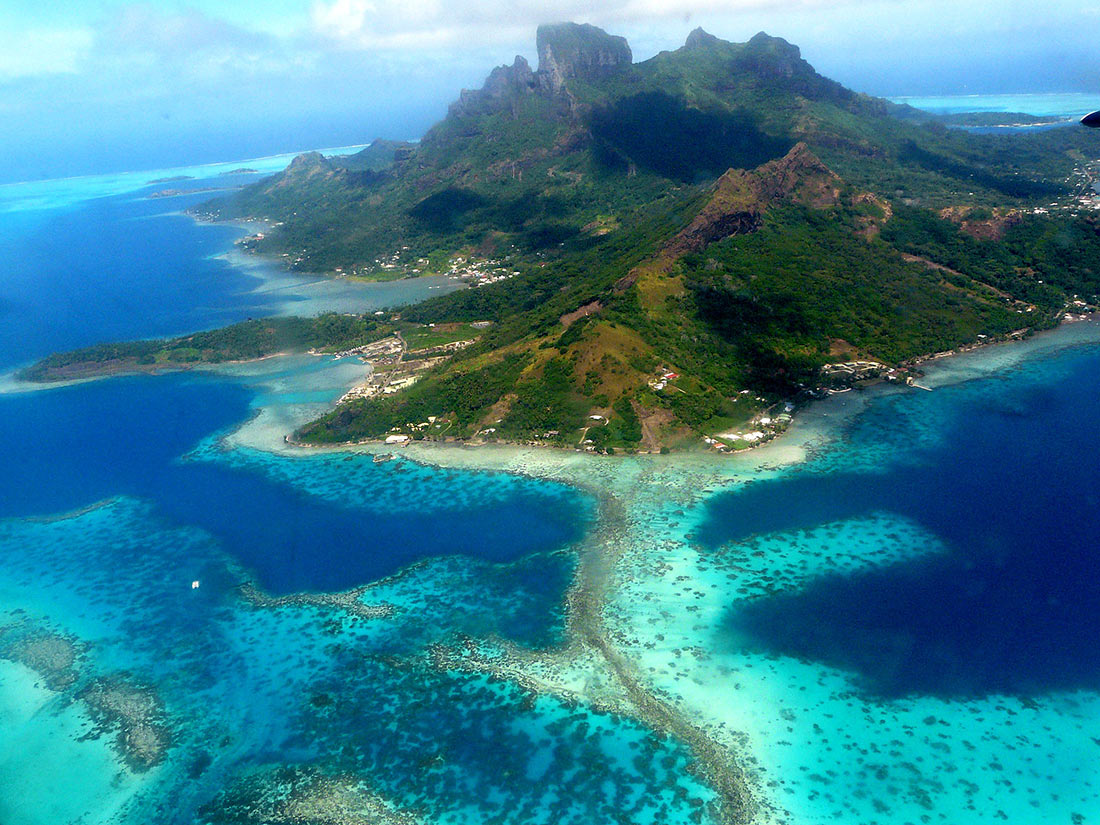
[25,23,1100,456]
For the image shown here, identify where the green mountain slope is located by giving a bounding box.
[44,23,1100,450]
[203,24,1092,273]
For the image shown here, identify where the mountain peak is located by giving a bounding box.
[536,23,632,93]
[746,32,802,62]
[447,24,631,116]
[450,55,536,116]
[684,27,722,50]
[287,151,326,169]
[669,144,839,255]
[284,152,332,178]
[753,142,839,204]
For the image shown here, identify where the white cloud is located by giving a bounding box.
[14,6,324,104]
[0,27,93,80]
[308,0,886,50]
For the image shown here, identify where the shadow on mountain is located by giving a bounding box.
[899,140,1061,199]
[410,188,582,250]
[590,92,793,182]
[409,188,488,232]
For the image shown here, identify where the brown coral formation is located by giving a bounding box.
[205,766,418,825]
[82,676,172,772]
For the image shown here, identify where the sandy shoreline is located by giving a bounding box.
[251,312,1100,475]
[192,212,469,317]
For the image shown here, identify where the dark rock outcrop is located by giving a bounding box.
[450,56,536,117]
[753,141,841,206]
[739,32,853,103]
[668,143,840,255]
[448,23,633,117]
[536,23,632,93]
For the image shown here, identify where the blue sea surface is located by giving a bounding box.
[0,168,588,594]
[888,91,1099,119]
[0,182,278,372]
[700,342,1100,699]
[0,374,586,595]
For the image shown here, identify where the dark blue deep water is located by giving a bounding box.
[701,348,1100,699]
[0,172,644,825]
[0,182,280,373]
[0,179,590,599]
[0,375,587,595]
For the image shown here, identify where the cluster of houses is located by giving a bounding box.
[446,255,520,288]
[384,415,451,446]
[338,333,483,437]
[412,339,477,357]
[703,403,795,453]
[324,248,526,284]
[323,336,404,361]
[820,360,886,381]
[1063,298,1099,323]
[1032,163,1100,216]
[648,370,680,392]
[341,246,424,278]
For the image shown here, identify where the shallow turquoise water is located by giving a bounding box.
[0,496,718,824]
[888,91,1098,118]
[0,158,723,824]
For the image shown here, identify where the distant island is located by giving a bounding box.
[148,187,222,199]
[29,23,1100,454]
[147,175,195,184]
[933,111,1069,129]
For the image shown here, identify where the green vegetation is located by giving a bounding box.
[500,357,587,438]
[297,354,531,443]
[20,315,388,382]
[681,205,1027,391]
[400,322,483,351]
[48,23,1099,449]
[201,26,1085,274]
[881,206,1100,308]
[334,139,415,173]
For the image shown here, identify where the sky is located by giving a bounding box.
[1,0,1097,183]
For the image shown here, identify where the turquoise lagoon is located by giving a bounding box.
[590,322,1100,825]
[4,137,1100,825]
[0,160,719,824]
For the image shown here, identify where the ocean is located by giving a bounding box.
[887,91,1099,119]
[2,132,1100,825]
[704,342,1100,698]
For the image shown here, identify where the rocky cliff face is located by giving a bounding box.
[683,27,722,50]
[449,56,537,117]
[535,22,632,93]
[669,143,840,255]
[753,142,841,206]
[446,24,841,124]
[449,23,633,117]
[742,32,805,77]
